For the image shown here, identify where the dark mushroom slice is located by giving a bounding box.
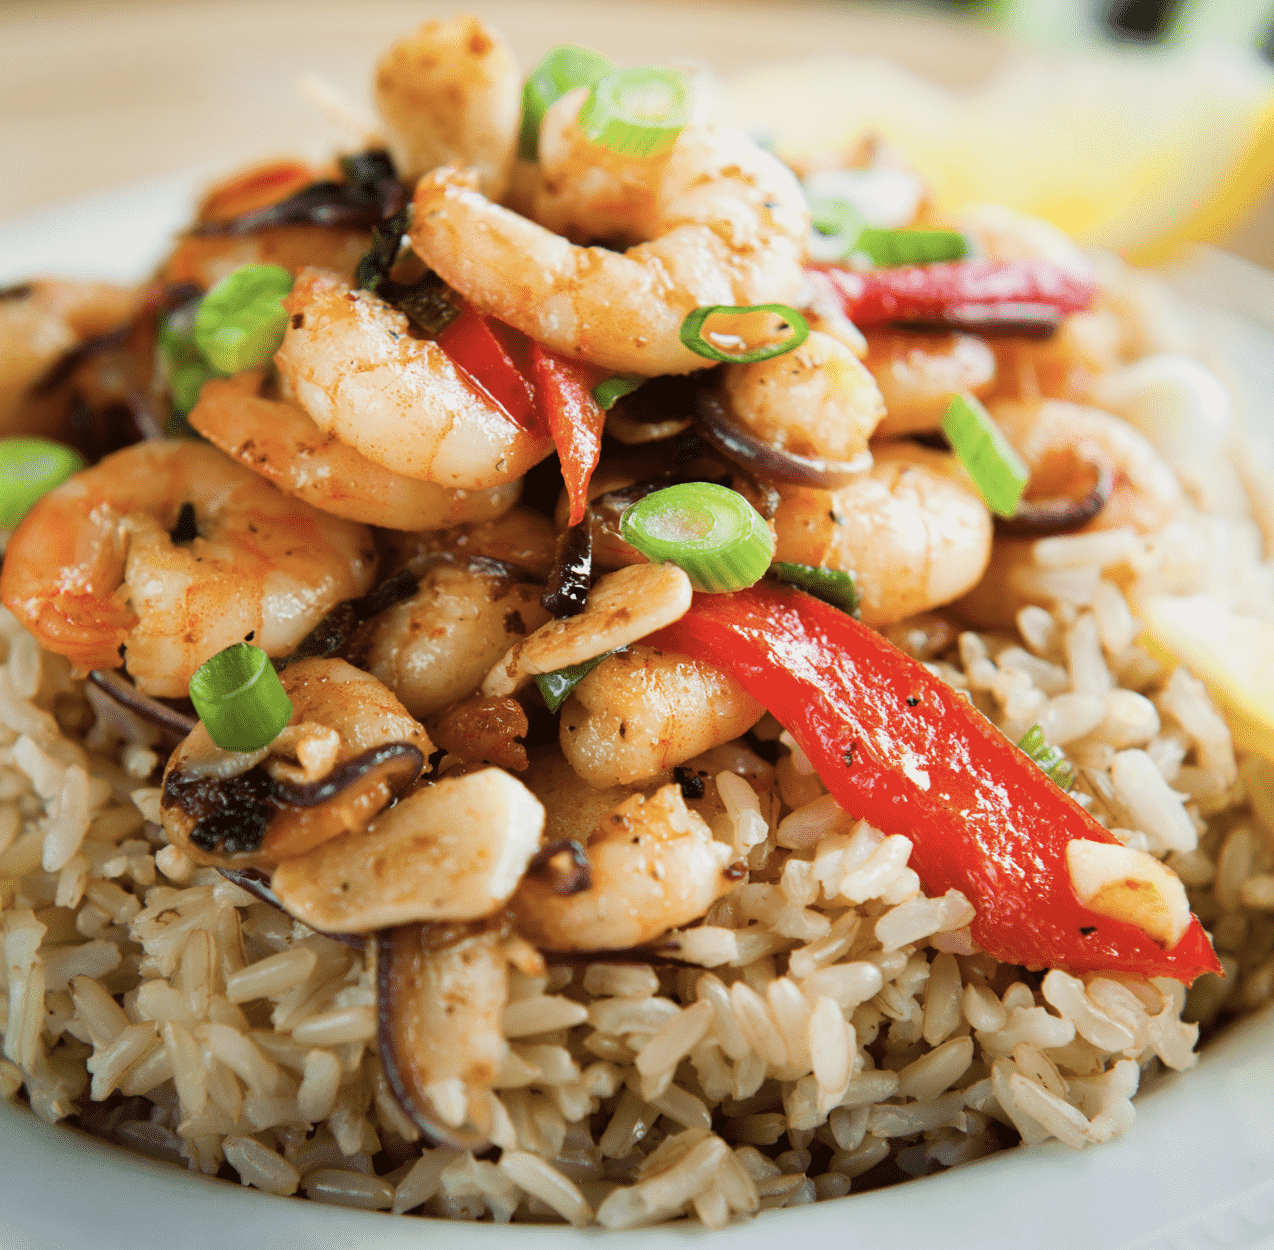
[541,520,593,618]
[995,453,1115,538]
[894,301,1063,340]
[695,390,872,490]
[377,920,508,1150]
[277,567,421,669]
[526,839,592,895]
[162,740,425,867]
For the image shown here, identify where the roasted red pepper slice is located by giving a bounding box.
[817,258,1095,329]
[436,301,539,430]
[529,344,607,528]
[648,583,1220,981]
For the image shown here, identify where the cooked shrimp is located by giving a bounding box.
[409,97,809,375]
[991,400,1182,535]
[275,267,552,490]
[190,373,520,530]
[350,559,551,719]
[387,504,558,581]
[955,400,1183,629]
[160,658,430,867]
[511,783,740,951]
[863,331,997,436]
[162,160,371,291]
[757,442,993,627]
[721,329,885,462]
[559,645,766,789]
[374,16,520,201]
[0,440,376,696]
[0,279,138,431]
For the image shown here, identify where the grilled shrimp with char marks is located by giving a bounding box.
[274,268,552,491]
[410,93,809,375]
[0,440,376,696]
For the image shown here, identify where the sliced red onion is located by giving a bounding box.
[894,301,1063,340]
[995,457,1115,538]
[88,669,196,738]
[695,391,872,490]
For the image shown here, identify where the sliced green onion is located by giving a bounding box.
[807,195,866,263]
[619,482,774,593]
[535,649,620,713]
[941,392,1029,519]
[768,562,859,618]
[1017,724,1076,792]
[853,228,969,268]
[519,45,613,161]
[169,361,218,416]
[0,438,85,529]
[189,642,293,752]
[680,304,809,365]
[194,264,294,376]
[578,67,689,158]
[592,374,645,410]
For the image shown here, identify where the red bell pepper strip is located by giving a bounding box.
[529,344,608,527]
[816,258,1095,328]
[648,583,1220,982]
[436,301,539,430]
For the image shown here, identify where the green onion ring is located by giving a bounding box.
[679,303,810,364]
[188,643,294,753]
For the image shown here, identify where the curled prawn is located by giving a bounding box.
[409,94,810,375]
[753,442,993,627]
[0,440,376,696]
[955,399,1183,628]
[374,15,521,201]
[511,783,740,951]
[274,267,552,490]
[190,372,520,530]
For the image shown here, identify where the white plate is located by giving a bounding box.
[1,180,1274,1250]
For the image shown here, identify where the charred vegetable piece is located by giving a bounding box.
[529,343,607,527]
[377,921,507,1149]
[817,259,1095,329]
[436,301,536,425]
[542,520,593,619]
[647,583,1220,981]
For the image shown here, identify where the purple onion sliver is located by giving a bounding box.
[87,669,197,738]
[695,391,872,490]
[995,457,1115,539]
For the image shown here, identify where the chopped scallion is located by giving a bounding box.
[853,228,969,268]
[194,264,294,376]
[578,67,689,158]
[0,438,85,529]
[941,392,1029,519]
[807,196,866,263]
[768,562,859,617]
[619,482,774,593]
[679,303,809,364]
[519,45,613,161]
[1017,724,1076,791]
[535,649,619,713]
[188,642,293,752]
[592,374,645,410]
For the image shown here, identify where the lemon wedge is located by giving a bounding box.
[1138,592,1274,761]
[723,48,1274,263]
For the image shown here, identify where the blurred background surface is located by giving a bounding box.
[1,0,1271,267]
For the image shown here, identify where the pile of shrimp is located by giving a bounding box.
[0,10,1261,1229]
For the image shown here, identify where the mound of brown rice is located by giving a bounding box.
[2,484,1272,1229]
